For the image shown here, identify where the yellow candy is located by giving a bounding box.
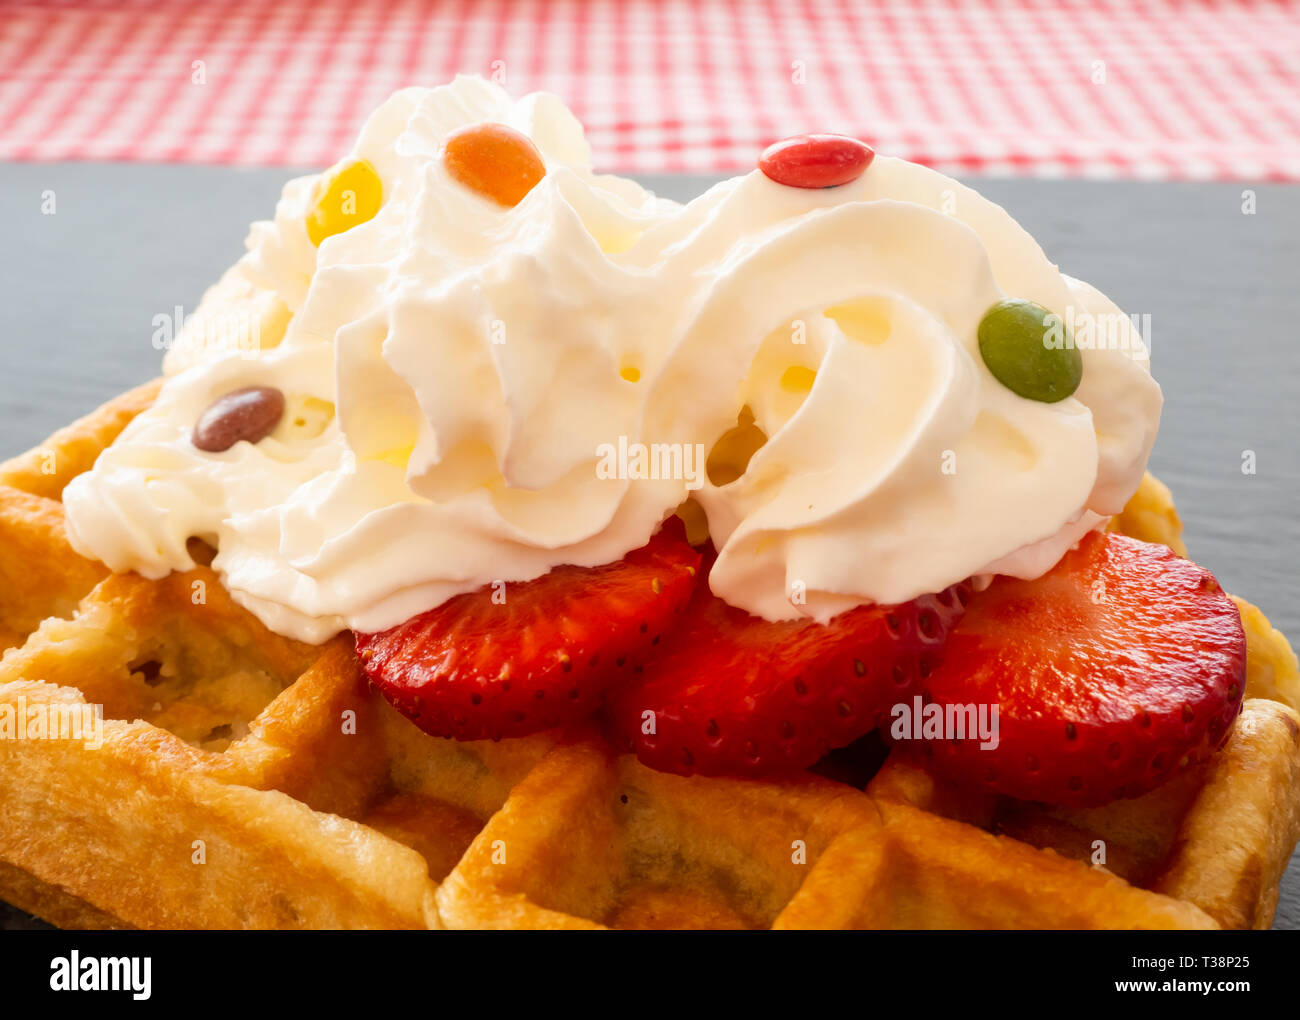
[305,159,383,246]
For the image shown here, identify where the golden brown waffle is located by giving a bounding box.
[0,387,1297,929]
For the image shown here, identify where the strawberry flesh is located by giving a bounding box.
[608,564,967,777]
[918,531,1246,807]
[356,517,701,740]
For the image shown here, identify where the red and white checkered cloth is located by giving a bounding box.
[2,0,1298,179]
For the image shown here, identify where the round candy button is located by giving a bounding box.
[192,386,286,452]
[443,123,546,207]
[758,134,875,189]
[305,160,383,247]
[977,300,1083,403]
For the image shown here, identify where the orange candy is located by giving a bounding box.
[443,123,546,207]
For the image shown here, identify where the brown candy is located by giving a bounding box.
[192,386,286,453]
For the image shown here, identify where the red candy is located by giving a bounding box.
[758,134,875,189]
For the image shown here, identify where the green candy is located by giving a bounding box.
[977,299,1083,403]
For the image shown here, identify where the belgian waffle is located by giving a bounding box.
[0,387,1297,930]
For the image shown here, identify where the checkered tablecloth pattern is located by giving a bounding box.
[2,0,1298,179]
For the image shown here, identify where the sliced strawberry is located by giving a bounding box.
[355,517,701,741]
[608,568,967,778]
[918,531,1246,807]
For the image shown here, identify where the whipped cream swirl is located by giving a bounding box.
[64,76,1161,643]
